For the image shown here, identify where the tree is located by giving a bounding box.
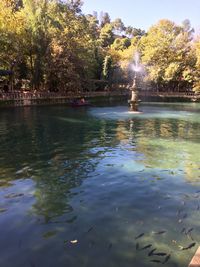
[99,11,110,28]
[0,0,25,69]
[14,0,23,10]
[125,26,133,37]
[192,38,200,92]
[1,1,197,94]
[182,19,194,39]
[125,26,145,38]
[112,18,125,34]
[102,55,112,81]
[99,23,114,47]
[132,28,145,37]
[66,0,83,14]
[111,37,131,51]
[140,19,194,90]
[85,14,99,39]
[18,0,52,89]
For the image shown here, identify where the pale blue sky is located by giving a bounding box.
[82,0,200,33]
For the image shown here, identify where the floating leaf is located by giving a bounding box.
[5,193,24,198]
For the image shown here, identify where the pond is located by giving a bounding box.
[1,102,200,267]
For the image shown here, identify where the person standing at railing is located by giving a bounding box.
[3,83,9,93]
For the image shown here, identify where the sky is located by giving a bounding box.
[82,0,200,34]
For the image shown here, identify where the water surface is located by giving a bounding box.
[1,103,200,267]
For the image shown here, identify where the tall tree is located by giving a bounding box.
[85,14,99,39]
[102,55,112,81]
[140,19,193,90]
[182,19,194,38]
[99,11,111,28]
[193,38,200,92]
[66,0,83,14]
[111,38,131,51]
[19,0,52,89]
[98,23,114,48]
[0,0,25,69]
[112,18,125,35]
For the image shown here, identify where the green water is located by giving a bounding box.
[1,103,200,267]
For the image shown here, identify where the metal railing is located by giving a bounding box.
[0,90,200,101]
[0,90,128,101]
[139,91,198,97]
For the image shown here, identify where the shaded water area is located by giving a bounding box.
[1,103,200,267]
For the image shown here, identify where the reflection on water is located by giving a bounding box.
[1,103,200,267]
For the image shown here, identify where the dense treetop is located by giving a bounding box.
[0,0,200,92]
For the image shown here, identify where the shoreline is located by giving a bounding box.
[0,91,199,108]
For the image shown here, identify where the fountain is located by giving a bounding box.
[128,51,142,112]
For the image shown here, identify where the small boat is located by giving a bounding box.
[70,99,91,107]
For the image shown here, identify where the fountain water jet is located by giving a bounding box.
[128,51,142,113]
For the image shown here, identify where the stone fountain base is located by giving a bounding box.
[128,100,139,112]
[128,110,143,114]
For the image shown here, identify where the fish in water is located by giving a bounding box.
[186,228,193,234]
[162,254,171,264]
[108,243,112,250]
[136,242,140,250]
[148,248,156,257]
[176,209,182,216]
[150,259,162,263]
[181,227,186,234]
[148,248,157,256]
[87,227,93,233]
[179,242,196,250]
[135,233,144,239]
[182,213,187,219]
[153,252,167,256]
[140,244,152,250]
[152,230,166,235]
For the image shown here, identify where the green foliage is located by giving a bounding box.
[111,38,131,51]
[85,14,99,38]
[0,0,102,91]
[140,19,195,89]
[99,23,114,47]
[0,0,25,68]
[164,63,180,81]
[0,1,198,93]
[99,11,110,28]
[125,26,145,38]
[192,38,200,92]
[112,18,125,34]
[102,55,112,81]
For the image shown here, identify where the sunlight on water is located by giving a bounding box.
[90,104,199,121]
[0,103,200,267]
